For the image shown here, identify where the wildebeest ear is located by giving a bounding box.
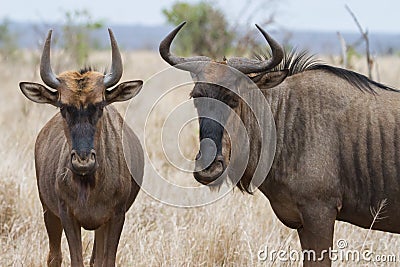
[105,80,143,104]
[19,82,58,106]
[260,70,289,89]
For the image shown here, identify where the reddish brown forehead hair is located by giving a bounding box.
[36,28,123,106]
[57,70,106,108]
[19,28,144,113]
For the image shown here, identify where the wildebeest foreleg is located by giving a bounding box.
[43,206,63,267]
[59,201,84,267]
[90,224,107,267]
[297,204,336,267]
[103,212,126,266]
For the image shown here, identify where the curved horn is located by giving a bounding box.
[227,24,284,74]
[159,21,211,72]
[104,28,123,88]
[40,30,61,89]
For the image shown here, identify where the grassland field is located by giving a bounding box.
[1,49,400,266]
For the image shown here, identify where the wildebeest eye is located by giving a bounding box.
[190,91,202,99]
[59,105,67,117]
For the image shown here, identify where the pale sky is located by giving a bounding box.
[1,0,399,33]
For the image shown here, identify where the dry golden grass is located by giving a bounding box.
[1,50,400,266]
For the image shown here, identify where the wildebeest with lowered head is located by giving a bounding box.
[160,22,400,266]
[19,29,144,266]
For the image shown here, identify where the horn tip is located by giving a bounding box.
[255,24,263,31]
[255,24,272,39]
[177,21,187,29]
[108,28,115,37]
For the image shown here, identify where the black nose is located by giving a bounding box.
[70,149,96,175]
[194,154,225,185]
[195,138,218,171]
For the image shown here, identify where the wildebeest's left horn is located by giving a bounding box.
[159,21,211,72]
[227,24,284,74]
[104,29,123,88]
[40,30,61,89]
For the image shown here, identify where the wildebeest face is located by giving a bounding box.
[19,29,143,176]
[61,102,101,176]
[159,22,284,186]
[190,65,241,186]
[20,72,142,176]
[57,72,106,176]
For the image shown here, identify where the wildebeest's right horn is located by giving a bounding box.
[104,28,123,88]
[40,30,61,89]
[159,21,211,72]
[227,25,284,74]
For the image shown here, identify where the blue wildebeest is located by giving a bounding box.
[160,22,400,266]
[19,29,144,266]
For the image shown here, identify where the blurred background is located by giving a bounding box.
[0,0,400,80]
[1,0,399,66]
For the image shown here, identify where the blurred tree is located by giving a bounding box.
[163,1,234,58]
[61,9,104,66]
[232,0,281,55]
[0,18,18,61]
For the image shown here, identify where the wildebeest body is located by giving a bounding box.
[253,70,400,232]
[20,29,144,267]
[35,106,143,231]
[159,22,400,266]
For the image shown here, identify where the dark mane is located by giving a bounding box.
[253,49,398,94]
[309,64,398,93]
[79,66,107,75]
[254,48,321,76]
